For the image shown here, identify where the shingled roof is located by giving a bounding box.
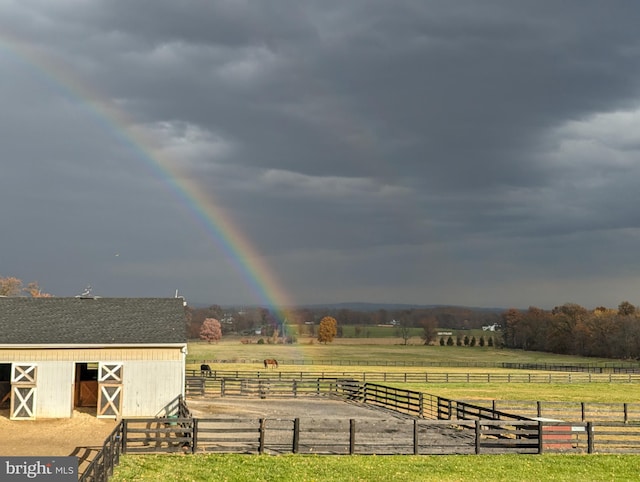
[0,297,187,345]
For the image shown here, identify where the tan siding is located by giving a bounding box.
[0,347,182,362]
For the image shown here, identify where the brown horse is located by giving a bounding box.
[263,359,278,369]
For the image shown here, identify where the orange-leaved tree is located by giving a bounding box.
[0,276,23,296]
[317,316,338,344]
[0,276,52,297]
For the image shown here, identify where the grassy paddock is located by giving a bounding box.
[401,382,640,403]
[111,453,638,482]
[186,340,640,402]
[188,339,622,366]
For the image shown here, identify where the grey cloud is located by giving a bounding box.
[3,1,640,308]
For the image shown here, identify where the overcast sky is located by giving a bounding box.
[2,1,640,309]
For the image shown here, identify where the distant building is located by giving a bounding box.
[482,323,501,332]
[0,298,187,420]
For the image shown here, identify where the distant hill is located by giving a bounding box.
[187,300,505,314]
[297,302,505,313]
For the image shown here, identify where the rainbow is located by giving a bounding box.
[0,34,294,317]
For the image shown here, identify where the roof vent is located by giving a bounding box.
[76,285,95,299]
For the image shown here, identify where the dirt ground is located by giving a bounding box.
[0,396,412,472]
[186,396,407,419]
[0,407,117,473]
[0,398,387,456]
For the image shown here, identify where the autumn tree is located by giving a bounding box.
[25,282,52,298]
[199,318,222,343]
[420,317,438,345]
[317,316,338,344]
[501,308,523,348]
[0,276,52,297]
[0,276,23,296]
[618,301,636,317]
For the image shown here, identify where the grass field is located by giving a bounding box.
[111,453,639,481]
[188,338,629,366]
[187,339,640,403]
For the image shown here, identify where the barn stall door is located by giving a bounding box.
[97,363,123,418]
[10,364,37,420]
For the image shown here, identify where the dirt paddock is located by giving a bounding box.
[186,396,408,420]
[0,396,425,468]
[0,408,117,473]
[0,398,392,457]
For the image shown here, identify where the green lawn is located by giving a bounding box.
[401,382,640,403]
[188,339,629,367]
[111,453,639,482]
[186,340,640,403]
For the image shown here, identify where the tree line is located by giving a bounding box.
[185,304,501,340]
[0,275,51,297]
[501,301,640,359]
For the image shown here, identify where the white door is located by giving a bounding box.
[97,363,123,418]
[10,364,37,420]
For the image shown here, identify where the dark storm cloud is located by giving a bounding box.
[2,1,640,307]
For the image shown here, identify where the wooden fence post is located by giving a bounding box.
[293,418,300,453]
[259,419,266,454]
[624,403,628,424]
[121,420,128,454]
[538,421,544,454]
[349,419,356,455]
[192,418,198,454]
[474,420,481,454]
[581,402,585,421]
[221,379,225,397]
[537,401,542,418]
[587,422,594,454]
[413,420,419,455]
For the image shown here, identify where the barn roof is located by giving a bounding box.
[0,297,187,345]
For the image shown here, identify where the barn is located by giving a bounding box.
[0,297,187,420]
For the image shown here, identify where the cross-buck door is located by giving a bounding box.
[97,363,123,418]
[10,364,37,420]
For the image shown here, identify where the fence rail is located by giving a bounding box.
[187,369,640,384]
[81,380,640,480]
[78,395,188,481]
[461,399,640,423]
[193,359,640,372]
[78,421,124,482]
[117,417,640,456]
